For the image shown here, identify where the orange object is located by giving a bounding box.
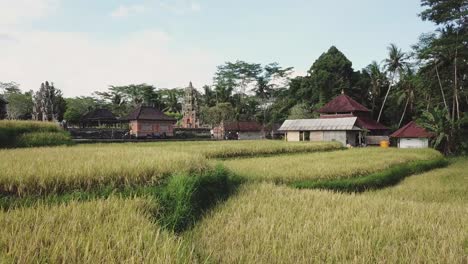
[380,140,390,148]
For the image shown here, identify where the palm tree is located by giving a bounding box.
[365,61,387,117]
[377,44,408,122]
[397,66,417,127]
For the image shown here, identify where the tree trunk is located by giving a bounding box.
[377,72,395,122]
[435,64,449,114]
[398,97,409,128]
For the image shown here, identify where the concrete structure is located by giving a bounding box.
[212,121,264,140]
[391,121,432,149]
[182,82,200,128]
[127,106,176,138]
[0,96,8,120]
[278,117,361,146]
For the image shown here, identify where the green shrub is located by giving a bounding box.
[156,165,241,232]
[0,120,67,148]
[16,132,74,148]
[292,158,449,192]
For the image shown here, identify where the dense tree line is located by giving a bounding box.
[0,0,466,153]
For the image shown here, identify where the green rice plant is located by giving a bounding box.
[0,120,63,148]
[222,148,443,183]
[16,131,74,148]
[292,158,448,192]
[0,145,210,197]
[0,197,196,263]
[157,165,241,233]
[191,173,468,263]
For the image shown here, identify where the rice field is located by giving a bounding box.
[0,139,463,263]
[0,197,196,263]
[221,148,442,182]
[191,159,468,263]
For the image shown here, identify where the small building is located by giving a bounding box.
[79,108,118,127]
[390,121,432,148]
[317,93,389,139]
[127,106,177,138]
[278,117,361,146]
[0,96,8,120]
[212,121,265,140]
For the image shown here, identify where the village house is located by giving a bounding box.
[212,121,264,140]
[79,108,119,127]
[279,92,388,146]
[390,121,432,148]
[0,96,7,120]
[127,106,177,138]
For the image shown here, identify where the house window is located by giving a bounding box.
[141,123,153,131]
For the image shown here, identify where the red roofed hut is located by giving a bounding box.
[390,121,433,148]
[126,106,176,138]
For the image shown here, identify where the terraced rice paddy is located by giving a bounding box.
[0,140,465,263]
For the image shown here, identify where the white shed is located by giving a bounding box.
[278,117,361,146]
[390,121,433,149]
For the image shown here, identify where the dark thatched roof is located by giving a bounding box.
[81,108,117,122]
[317,94,370,113]
[391,121,433,138]
[126,106,176,122]
[224,121,263,132]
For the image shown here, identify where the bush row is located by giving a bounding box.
[291,158,449,192]
[0,120,73,148]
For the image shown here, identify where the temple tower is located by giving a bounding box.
[182,82,200,128]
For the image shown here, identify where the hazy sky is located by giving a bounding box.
[0,0,435,97]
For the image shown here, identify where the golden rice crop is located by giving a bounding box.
[0,197,196,263]
[124,140,342,159]
[221,148,442,182]
[191,159,468,263]
[0,144,209,197]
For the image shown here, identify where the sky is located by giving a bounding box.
[0,0,435,97]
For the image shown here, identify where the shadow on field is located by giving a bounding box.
[290,158,449,193]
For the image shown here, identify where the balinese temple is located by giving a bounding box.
[279,92,389,146]
[317,92,388,135]
[182,82,200,128]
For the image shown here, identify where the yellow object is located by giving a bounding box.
[380,140,390,148]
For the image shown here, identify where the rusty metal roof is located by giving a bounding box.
[278,117,360,131]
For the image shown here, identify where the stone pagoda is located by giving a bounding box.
[182,82,200,128]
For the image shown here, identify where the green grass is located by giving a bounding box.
[0,120,72,148]
[221,148,442,183]
[190,159,468,263]
[292,157,448,192]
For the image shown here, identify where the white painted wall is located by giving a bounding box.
[286,131,300,141]
[398,138,429,148]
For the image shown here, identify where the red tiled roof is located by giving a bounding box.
[126,106,176,122]
[390,121,433,138]
[356,116,388,130]
[224,121,263,132]
[317,94,370,113]
[320,114,388,130]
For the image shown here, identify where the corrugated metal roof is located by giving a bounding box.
[278,117,360,131]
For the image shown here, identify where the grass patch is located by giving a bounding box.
[292,158,449,192]
[0,120,71,148]
[222,148,442,183]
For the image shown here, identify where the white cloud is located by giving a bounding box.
[190,2,201,12]
[110,4,146,18]
[0,30,218,97]
[0,0,59,26]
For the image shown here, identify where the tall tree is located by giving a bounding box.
[377,44,408,123]
[365,61,388,117]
